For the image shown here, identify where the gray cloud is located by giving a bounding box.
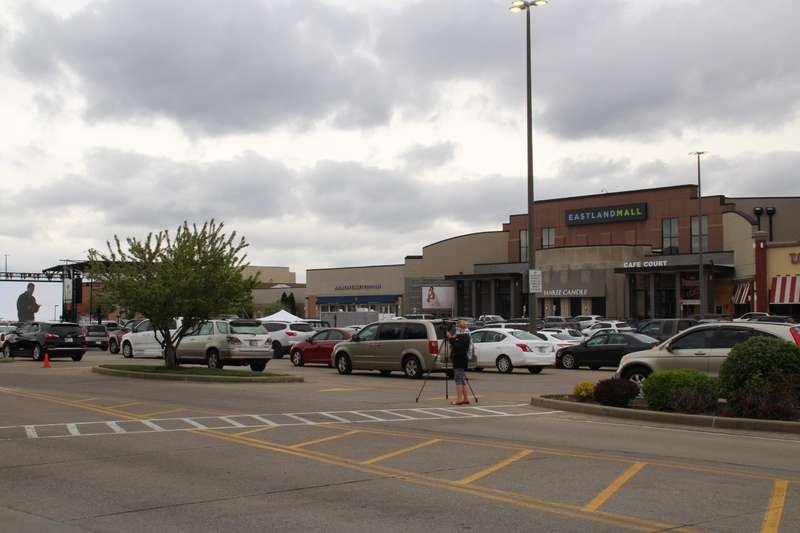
[401,142,456,173]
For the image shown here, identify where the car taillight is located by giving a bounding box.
[651,343,658,349]
[226,337,242,345]
[44,333,58,339]
[429,341,438,355]
[286,331,297,337]
[78,333,86,339]
[791,327,800,346]
[516,343,532,352]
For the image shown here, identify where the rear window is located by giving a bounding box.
[50,325,82,336]
[229,321,266,334]
[290,323,314,333]
[402,322,428,340]
[87,326,106,333]
[262,323,284,332]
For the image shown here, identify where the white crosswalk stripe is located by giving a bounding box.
[0,404,559,441]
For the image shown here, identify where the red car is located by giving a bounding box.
[290,328,354,367]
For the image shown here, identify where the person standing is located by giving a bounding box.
[446,320,472,405]
[17,283,41,321]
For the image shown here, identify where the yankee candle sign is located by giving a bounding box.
[566,202,647,226]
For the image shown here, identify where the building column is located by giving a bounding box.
[753,230,769,312]
[649,273,656,318]
[675,272,682,317]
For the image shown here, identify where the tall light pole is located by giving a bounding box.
[510,0,546,333]
[690,151,708,319]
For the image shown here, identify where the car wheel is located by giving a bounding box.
[207,350,223,369]
[560,352,577,370]
[379,369,392,375]
[528,366,543,374]
[32,345,46,362]
[122,342,133,358]
[403,356,423,379]
[108,338,119,354]
[3,344,12,358]
[72,354,83,362]
[335,353,352,375]
[496,355,513,373]
[272,341,284,359]
[290,350,304,367]
[623,367,651,387]
[250,361,267,372]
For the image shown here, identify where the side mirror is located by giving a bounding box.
[665,343,674,353]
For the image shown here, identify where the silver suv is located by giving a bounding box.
[332,320,476,379]
[175,319,272,371]
[616,322,800,385]
[260,320,314,358]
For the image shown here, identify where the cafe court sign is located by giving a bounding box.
[566,202,647,226]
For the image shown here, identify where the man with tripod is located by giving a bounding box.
[446,320,472,405]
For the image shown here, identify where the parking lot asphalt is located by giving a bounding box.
[2,350,800,533]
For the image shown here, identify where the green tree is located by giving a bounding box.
[286,292,296,314]
[88,220,259,367]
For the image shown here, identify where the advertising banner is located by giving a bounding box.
[422,286,454,309]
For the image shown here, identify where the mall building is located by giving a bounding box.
[306,184,800,321]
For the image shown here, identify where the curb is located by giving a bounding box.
[92,366,304,383]
[0,357,14,363]
[531,395,800,435]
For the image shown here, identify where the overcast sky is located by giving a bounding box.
[2,0,799,299]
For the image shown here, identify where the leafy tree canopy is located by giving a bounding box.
[88,220,259,366]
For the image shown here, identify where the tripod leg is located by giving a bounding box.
[415,354,439,403]
[464,373,478,402]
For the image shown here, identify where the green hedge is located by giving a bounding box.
[642,368,718,412]
[718,336,800,398]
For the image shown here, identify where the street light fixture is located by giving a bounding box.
[510,0,546,333]
[690,151,708,319]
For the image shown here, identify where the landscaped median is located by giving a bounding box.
[93,365,304,383]
[531,394,800,435]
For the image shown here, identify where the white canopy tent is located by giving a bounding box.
[260,309,304,322]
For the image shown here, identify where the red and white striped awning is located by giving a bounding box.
[770,276,800,304]
[733,283,751,305]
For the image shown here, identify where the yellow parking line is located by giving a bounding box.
[106,403,141,409]
[361,439,441,465]
[761,480,788,533]
[234,426,278,437]
[457,449,533,485]
[583,462,647,512]
[140,408,186,417]
[290,429,361,449]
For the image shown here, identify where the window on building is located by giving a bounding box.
[691,215,708,253]
[520,230,528,262]
[662,218,679,255]
[542,227,555,249]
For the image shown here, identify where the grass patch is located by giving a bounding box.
[100,365,290,378]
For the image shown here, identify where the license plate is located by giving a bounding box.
[66,338,73,343]
[249,340,257,346]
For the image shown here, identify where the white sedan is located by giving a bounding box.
[470,328,555,374]
[581,321,633,338]
[533,330,583,352]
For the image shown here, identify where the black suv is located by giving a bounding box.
[2,321,87,361]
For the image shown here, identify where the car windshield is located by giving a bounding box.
[509,330,538,340]
[86,326,106,333]
[229,321,267,334]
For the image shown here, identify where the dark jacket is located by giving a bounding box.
[17,292,39,321]
[448,333,471,370]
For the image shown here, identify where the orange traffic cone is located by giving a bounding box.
[43,353,50,368]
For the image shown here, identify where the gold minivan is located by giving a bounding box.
[332,320,476,378]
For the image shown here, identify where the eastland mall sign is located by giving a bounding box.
[566,202,647,226]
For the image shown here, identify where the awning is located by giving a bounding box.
[733,282,751,305]
[354,294,400,304]
[315,296,355,305]
[770,276,800,304]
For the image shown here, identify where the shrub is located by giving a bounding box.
[593,378,640,408]
[642,369,719,412]
[718,336,800,398]
[723,376,798,421]
[573,381,595,402]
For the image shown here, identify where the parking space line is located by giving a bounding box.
[761,479,788,533]
[457,449,533,485]
[139,420,166,432]
[219,416,247,427]
[318,412,353,423]
[583,462,647,512]
[142,408,186,417]
[106,422,126,434]
[24,426,37,438]
[181,418,209,429]
[233,426,278,437]
[291,429,361,449]
[410,408,449,418]
[360,439,441,465]
[284,414,318,424]
[66,423,81,436]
